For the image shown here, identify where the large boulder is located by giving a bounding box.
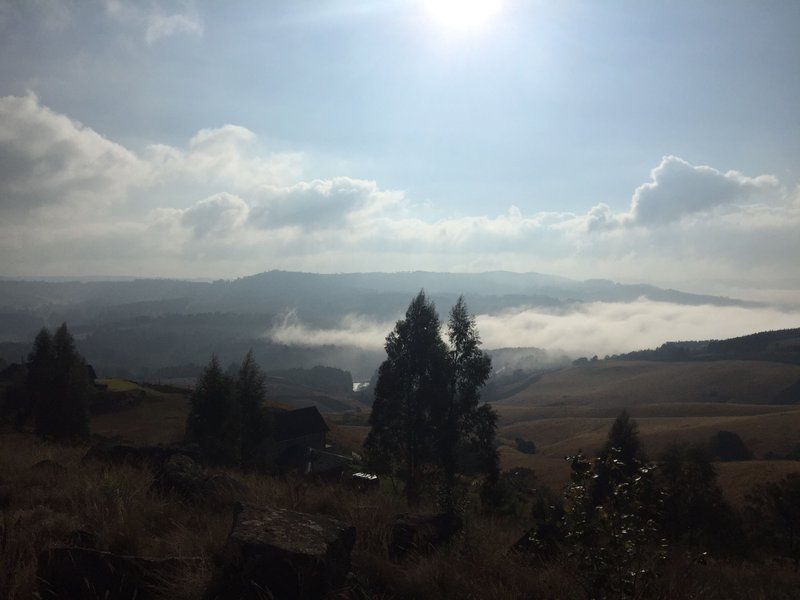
[155,454,209,500]
[154,456,249,504]
[389,513,461,559]
[210,503,356,599]
[37,547,199,600]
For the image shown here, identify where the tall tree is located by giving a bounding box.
[29,324,90,439]
[592,410,646,506]
[364,291,449,504]
[437,296,493,512]
[186,355,241,465]
[237,350,272,468]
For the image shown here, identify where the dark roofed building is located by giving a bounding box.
[272,406,330,471]
[273,406,329,445]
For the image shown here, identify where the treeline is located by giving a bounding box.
[610,327,800,364]
[1,324,92,438]
[266,365,353,396]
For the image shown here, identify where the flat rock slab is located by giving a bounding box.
[213,503,356,599]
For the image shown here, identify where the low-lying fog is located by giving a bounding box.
[267,299,800,358]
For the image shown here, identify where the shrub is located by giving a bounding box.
[709,431,752,462]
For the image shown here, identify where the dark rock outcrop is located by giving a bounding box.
[153,455,250,503]
[155,454,209,500]
[37,547,199,600]
[209,503,356,599]
[389,513,461,559]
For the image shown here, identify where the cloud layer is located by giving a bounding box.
[0,93,798,298]
[266,300,800,359]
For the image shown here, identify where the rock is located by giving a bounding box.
[210,503,356,599]
[37,547,200,600]
[83,441,201,469]
[155,454,208,500]
[389,513,461,559]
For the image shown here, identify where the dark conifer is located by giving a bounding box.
[29,324,90,439]
[186,355,241,465]
[237,350,272,467]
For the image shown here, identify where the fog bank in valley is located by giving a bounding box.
[266,299,800,359]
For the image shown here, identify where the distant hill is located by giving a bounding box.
[612,327,800,364]
[0,269,764,380]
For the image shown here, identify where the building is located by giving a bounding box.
[272,406,330,471]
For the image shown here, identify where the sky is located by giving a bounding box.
[0,0,799,300]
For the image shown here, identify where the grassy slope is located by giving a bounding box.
[91,379,189,444]
[92,379,365,461]
[501,360,800,408]
[492,359,800,491]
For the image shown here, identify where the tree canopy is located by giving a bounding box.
[27,323,91,440]
[364,292,495,507]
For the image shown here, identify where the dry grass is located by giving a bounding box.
[90,381,189,444]
[4,430,800,599]
[716,460,800,506]
[503,360,800,408]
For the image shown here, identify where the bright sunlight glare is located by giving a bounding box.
[423,0,504,31]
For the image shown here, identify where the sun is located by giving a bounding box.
[424,0,504,31]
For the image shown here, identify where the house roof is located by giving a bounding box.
[273,406,329,441]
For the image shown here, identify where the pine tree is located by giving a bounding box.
[237,350,272,468]
[593,409,646,505]
[186,355,241,465]
[28,324,90,439]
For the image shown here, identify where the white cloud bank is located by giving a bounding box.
[0,93,799,300]
[266,300,800,359]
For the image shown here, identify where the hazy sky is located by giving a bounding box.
[1,0,798,296]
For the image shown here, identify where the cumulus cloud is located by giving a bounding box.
[0,92,147,213]
[629,155,780,225]
[585,155,781,230]
[248,177,403,230]
[264,301,800,359]
[104,0,203,45]
[181,193,249,238]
